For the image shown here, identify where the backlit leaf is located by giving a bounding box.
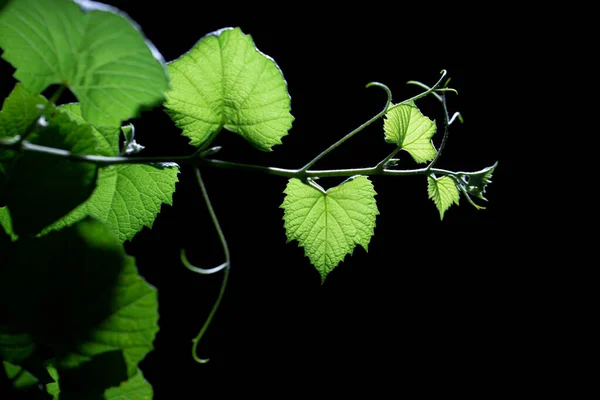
[164,27,294,151]
[281,176,378,282]
[427,175,459,220]
[0,0,169,127]
[384,101,437,163]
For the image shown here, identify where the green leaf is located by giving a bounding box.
[0,84,99,236]
[281,176,379,282]
[456,162,498,208]
[60,254,158,376]
[42,163,179,242]
[38,103,177,242]
[164,27,294,151]
[427,175,460,220]
[0,217,158,376]
[58,103,119,156]
[2,361,39,389]
[0,0,169,127]
[46,364,60,400]
[46,365,152,400]
[0,83,49,205]
[384,102,437,163]
[0,206,16,240]
[122,124,135,148]
[120,123,144,155]
[105,369,153,399]
[2,100,98,236]
[0,327,34,364]
[0,83,48,139]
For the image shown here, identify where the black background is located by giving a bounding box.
[1,1,520,397]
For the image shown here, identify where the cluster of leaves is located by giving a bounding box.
[0,0,496,397]
[0,0,178,396]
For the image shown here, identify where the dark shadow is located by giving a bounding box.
[0,217,125,370]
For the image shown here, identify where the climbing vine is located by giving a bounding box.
[0,0,497,397]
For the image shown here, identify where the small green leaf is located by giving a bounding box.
[0,206,16,240]
[42,163,179,242]
[0,86,98,236]
[0,0,169,127]
[384,102,437,163]
[46,364,60,400]
[2,361,39,389]
[427,175,460,220]
[120,123,144,155]
[165,27,294,151]
[281,176,379,282]
[457,161,498,204]
[122,124,135,148]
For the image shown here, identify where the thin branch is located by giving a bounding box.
[426,92,451,171]
[375,146,402,171]
[184,167,231,364]
[0,71,485,183]
[299,81,392,172]
[0,139,482,179]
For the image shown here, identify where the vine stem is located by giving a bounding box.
[48,84,66,105]
[0,140,466,178]
[299,81,392,173]
[183,167,231,364]
[300,70,448,172]
[426,92,450,171]
[0,71,483,180]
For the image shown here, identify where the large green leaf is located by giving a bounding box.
[281,176,379,282]
[164,27,294,151]
[42,163,179,242]
[0,84,98,236]
[0,0,169,127]
[0,217,158,376]
[384,101,437,163]
[37,103,179,242]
